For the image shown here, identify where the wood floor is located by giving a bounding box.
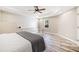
[43,33,79,52]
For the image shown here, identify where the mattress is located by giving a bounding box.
[0,33,32,52]
[0,31,45,52]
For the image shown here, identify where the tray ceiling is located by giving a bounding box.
[0,6,75,18]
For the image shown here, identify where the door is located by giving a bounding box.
[77,15,79,40]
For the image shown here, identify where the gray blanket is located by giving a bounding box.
[17,31,45,52]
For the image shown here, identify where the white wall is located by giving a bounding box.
[57,9,77,40]
[18,15,38,33]
[0,11,38,33]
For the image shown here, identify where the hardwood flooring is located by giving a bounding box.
[43,33,79,52]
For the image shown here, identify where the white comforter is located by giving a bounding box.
[0,33,32,52]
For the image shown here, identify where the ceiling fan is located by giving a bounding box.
[28,6,46,13]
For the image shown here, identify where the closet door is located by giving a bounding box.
[77,15,79,40]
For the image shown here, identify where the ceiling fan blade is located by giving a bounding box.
[34,6,39,9]
[39,8,46,11]
[38,11,42,13]
[34,11,42,13]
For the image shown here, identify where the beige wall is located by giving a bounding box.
[0,8,77,40]
[76,7,79,40]
[0,11,38,33]
[47,17,58,33]
[57,9,77,40]
[39,8,77,40]
[0,11,18,33]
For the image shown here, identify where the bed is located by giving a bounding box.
[0,31,45,52]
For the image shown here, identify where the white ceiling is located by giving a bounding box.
[0,6,75,18]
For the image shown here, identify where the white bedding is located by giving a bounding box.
[0,33,32,52]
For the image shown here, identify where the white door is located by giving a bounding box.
[77,15,79,40]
